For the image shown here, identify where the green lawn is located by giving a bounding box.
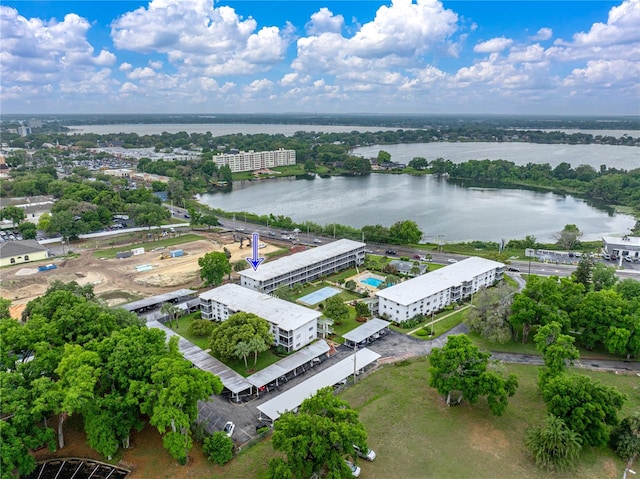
[412,308,468,339]
[93,233,204,259]
[330,307,362,343]
[169,313,284,377]
[326,268,359,283]
[470,331,640,362]
[214,360,639,479]
[168,313,210,349]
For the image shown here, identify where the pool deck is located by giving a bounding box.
[347,271,386,294]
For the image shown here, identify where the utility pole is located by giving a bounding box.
[353,343,358,383]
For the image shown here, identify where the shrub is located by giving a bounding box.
[416,329,429,337]
[189,319,215,337]
[525,415,582,471]
[203,431,234,465]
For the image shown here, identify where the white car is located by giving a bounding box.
[353,445,376,461]
[223,421,235,437]
[447,258,457,264]
[344,460,361,477]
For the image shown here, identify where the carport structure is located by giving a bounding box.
[257,348,381,422]
[247,340,331,394]
[342,318,391,349]
[148,320,253,402]
[120,288,197,314]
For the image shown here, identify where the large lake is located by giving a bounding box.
[66,123,398,136]
[198,174,635,243]
[353,142,639,170]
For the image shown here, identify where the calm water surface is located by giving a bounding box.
[353,143,639,170]
[198,174,635,243]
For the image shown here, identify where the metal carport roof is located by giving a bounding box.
[247,340,331,387]
[257,348,380,421]
[342,318,391,344]
[147,320,253,395]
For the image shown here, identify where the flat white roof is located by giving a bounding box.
[376,257,505,306]
[200,283,321,331]
[603,236,640,247]
[239,239,365,282]
[247,340,331,387]
[343,318,391,344]
[257,348,381,421]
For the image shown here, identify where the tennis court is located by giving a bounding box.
[298,286,341,305]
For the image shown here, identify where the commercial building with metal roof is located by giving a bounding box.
[342,318,391,348]
[257,348,381,422]
[376,257,505,323]
[239,239,365,293]
[200,283,322,352]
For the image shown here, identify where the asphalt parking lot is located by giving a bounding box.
[196,326,466,446]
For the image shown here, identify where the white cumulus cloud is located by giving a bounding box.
[306,8,344,35]
[474,37,513,53]
[111,0,289,75]
[530,27,552,41]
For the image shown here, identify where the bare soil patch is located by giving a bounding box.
[1,231,285,319]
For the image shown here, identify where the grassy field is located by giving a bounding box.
[49,358,638,479]
[93,234,204,259]
[215,360,638,479]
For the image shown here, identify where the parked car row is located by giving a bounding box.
[0,230,23,242]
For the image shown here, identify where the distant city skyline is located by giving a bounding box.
[2,0,639,116]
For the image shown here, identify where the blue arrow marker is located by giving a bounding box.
[246,233,265,271]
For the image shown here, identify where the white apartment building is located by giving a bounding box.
[213,148,296,173]
[199,283,321,352]
[376,257,505,323]
[239,239,366,294]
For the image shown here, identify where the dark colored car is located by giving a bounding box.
[385,249,397,255]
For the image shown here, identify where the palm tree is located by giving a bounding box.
[160,303,182,328]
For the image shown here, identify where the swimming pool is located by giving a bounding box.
[361,277,384,288]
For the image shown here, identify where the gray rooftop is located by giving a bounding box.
[147,320,252,394]
[257,348,381,421]
[200,284,321,331]
[239,239,365,282]
[120,288,197,312]
[0,239,48,258]
[342,318,391,344]
[246,340,331,387]
[376,257,505,306]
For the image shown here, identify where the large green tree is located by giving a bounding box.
[209,312,272,367]
[267,387,369,479]
[542,374,626,446]
[198,251,232,286]
[465,283,515,343]
[428,335,518,415]
[322,296,350,325]
[533,321,580,386]
[389,220,423,244]
[1,205,26,227]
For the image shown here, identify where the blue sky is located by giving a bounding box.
[2,0,638,115]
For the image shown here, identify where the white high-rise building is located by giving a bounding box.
[213,148,296,173]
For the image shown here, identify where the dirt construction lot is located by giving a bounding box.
[1,231,284,318]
